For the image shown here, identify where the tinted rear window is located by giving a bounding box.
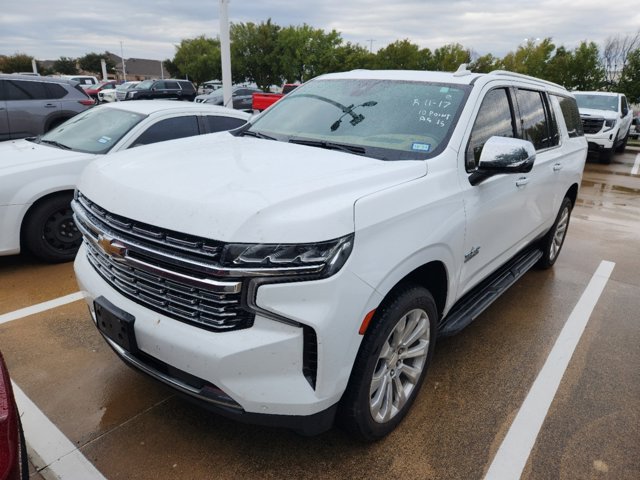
[553,95,584,138]
[46,83,68,99]
[6,80,49,100]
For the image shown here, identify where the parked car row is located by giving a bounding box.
[0,101,250,262]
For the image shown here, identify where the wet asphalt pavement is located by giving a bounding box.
[1,147,639,479]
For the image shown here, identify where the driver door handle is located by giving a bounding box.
[516,177,530,187]
[553,163,563,171]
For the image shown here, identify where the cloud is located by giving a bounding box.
[1,0,639,61]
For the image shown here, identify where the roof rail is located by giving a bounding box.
[489,70,564,90]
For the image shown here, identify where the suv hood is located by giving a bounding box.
[79,133,427,243]
[578,107,617,120]
[0,139,90,174]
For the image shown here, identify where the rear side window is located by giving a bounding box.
[45,83,68,99]
[5,80,49,100]
[514,89,558,150]
[466,88,516,171]
[131,116,200,146]
[179,81,195,92]
[163,81,180,89]
[204,115,246,133]
[552,95,584,138]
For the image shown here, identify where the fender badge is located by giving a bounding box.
[98,235,127,259]
[464,246,480,263]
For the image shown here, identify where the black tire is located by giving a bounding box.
[18,419,28,480]
[536,197,572,269]
[339,284,437,441]
[599,148,613,164]
[22,192,82,263]
[615,132,628,153]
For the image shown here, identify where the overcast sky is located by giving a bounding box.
[2,0,639,61]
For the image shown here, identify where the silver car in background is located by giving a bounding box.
[0,74,95,140]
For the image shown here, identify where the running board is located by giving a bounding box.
[438,248,543,337]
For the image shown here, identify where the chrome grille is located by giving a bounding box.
[581,117,604,134]
[73,193,254,332]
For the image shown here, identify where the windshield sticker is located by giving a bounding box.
[412,142,431,152]
[98,136,111,144]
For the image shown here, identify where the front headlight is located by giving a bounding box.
[603,118,617,132]
[220,234,354,278]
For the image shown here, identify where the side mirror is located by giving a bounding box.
[469,136,536,186]
[621,108,628,117]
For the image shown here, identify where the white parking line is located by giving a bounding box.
[632,153,640,175]
[13,381,106,480]
[484,260,615,480]
[0,292,84,325]
[2,291,102,478]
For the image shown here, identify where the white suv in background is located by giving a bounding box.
[72,68,587,440]
[574,91,633,163]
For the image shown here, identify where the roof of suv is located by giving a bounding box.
[0,73,80,85]
[317,69,569,94]
[573,91,622,97]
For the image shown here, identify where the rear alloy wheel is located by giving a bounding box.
[340,285,437,441]
[536,197,572,269]
[22,193,82,263]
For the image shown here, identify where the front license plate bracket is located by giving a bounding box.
[94,296,138,354]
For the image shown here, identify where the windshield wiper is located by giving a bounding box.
[289,138,366,156]
[40,139,72,150]
[240,130,276,140]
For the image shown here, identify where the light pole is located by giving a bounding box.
[120,41,127,81]
[220,0,232,109]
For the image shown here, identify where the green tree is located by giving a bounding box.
[0,53,35,73]
[375,39,423,69]
[231,19,283,90]
[173,35,221,89]
[278,24,342,82]
[469,53,500,73]
[52,57,78,75]
[333,42,377,72]
[499,38,555,78]
[163,58,182,78]
[619,48,640,103]
[78,52,115,76]
[569,41,605,90]
[430,43,471,71]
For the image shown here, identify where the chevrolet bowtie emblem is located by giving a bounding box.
[97,235,127,258]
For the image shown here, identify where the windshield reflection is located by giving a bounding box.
[248,78,470,161]
[39,107,145,154]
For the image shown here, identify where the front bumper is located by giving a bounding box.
[74,243,379,430]
[585,131,616,151]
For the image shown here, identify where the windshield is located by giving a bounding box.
[574,94,618,112]
[135,80,154,90]
[247,78,470,160]
[116,82,136,91]
[40,107,146,154]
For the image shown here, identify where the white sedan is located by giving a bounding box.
[0,101,250,262]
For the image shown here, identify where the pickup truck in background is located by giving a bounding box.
[252,83,299,111]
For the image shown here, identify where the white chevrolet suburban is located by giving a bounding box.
[72,68,587,440]
[574,91,633,163]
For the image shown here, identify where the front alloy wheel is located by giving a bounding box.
[340,285,437,441]
[370,308,431,423]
